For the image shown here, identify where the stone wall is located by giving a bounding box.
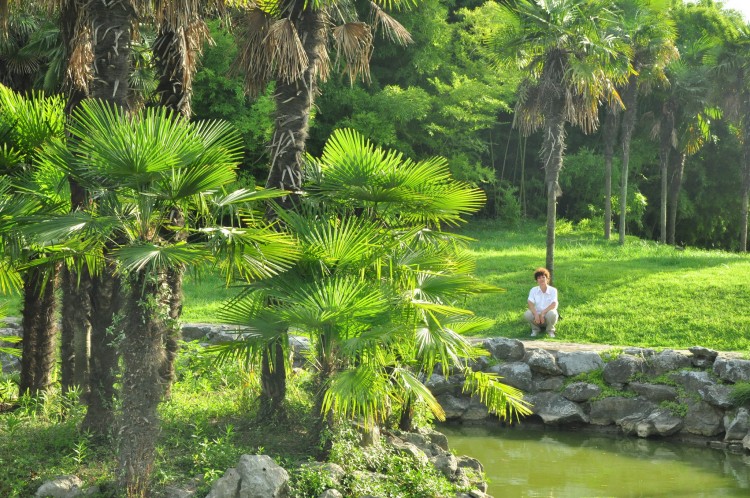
[431,337,750,452]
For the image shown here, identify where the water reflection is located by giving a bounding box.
[439,424,750,497]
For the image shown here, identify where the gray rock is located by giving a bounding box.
[426,374,455,396]
[602,355,646,386]
[689,346,719,368]
[725,408,750,441]
[424,428,450,451]
[318,490,343,498]
[743,433,750,451]
[398,431,437,456]
[628,382,678,403]
[206,468,241,498]
[180,323,216,341]
[620,409,683,437]
[562,382,601,402]
[237,454,290,498]
[647,350,692,376]
[456,455,484,473]
[683,399,724,437]
[1,353,20,374]
[389,438,429,466]
[589,397,656,426]
[526,392,588,425]
[530,374,565,392]
[464,398,490,421]
[488,362,532,392]
[430,452,458,478]
[700,384,734,408]
[668,370,714,392]
[556,351,604,377]
[525,349,562,376]
[35,476,84,498]
[714,358,750,383]
[469,356,491,372]
[623,347,655,357]
[436,394,470,419]
[483,337,525,361]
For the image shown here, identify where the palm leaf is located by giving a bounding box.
[462,368,533,422]
[113,242,211,273]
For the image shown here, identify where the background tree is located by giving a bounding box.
[487,0,629,278]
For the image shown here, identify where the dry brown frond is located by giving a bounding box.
[333,22,372,84]
[266,18,307,84]
[369,2,411,46]
[234,7,274,96]
[68,18,93,91]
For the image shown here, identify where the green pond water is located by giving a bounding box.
[439,424,750,497]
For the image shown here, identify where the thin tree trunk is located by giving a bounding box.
[667,151,686,246]
[19,266,58,397]
[82,266,122,437]
[259,337,287,417]
[602,109,619,240]
[658,107,674,245]
[619,78,639,246]
[541,112,565,282]
[119,271,166,497]
[740,140,750,252]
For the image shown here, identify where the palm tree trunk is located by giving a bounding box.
[19,266,58,397]
[667,151,686,246]
[60,266,91,395]
[153,20,192,118]
[119,271,167,497]
[82,266,122,437]
[89,0,134,106]
[541,111,565,281]
[259,338,287,417]
[619,78,639,246]
[602,109,619,240]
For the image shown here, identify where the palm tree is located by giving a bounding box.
[614,0,678,245]
[487,0,629,278]
[215,129,531,447]
[0,84,67,397]
[33,100,297,496]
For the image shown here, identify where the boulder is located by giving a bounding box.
[425,374,455,396]
[464,398,490,421]
[488,362,532,392]
[628,382,677,403]
[743,433,750,451]
[562,382,601,402]
[1,353,20,374]
[724,408,750,441]
[386,436,429,466]
[436,394,470,419]
[237,454,290,498]
[456,455,484,473]
[689,346,719,368]
[668,370,715,392]
[526,392,588,425]
[683,399,724,437]
[530,374,564,393]
[430,452,458,478]
[647,350,692,376]
[714,358,750,384]
[206,468,241,498]
[622,347,655,357]
[35,476,84,498]
[620,409,683,437]
[700,384,734,409]
[602,355,645,386]
[525,349,561,376]
[556,351,604,377]
[483,337,525,362]
[589,397,655,426]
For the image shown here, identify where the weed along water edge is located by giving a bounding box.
[440,424,750,497]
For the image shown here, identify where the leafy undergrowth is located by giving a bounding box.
[0,342,468,497]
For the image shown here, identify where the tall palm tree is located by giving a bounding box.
[614,0,678,245]
[216,129,531,447]
[488,0,629,278]
[33,100,297,496]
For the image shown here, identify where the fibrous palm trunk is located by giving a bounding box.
[118,271,167,497]
[60,266,91,395]
[260,4,328,416]
[602,110,619,240]
[618,78,639,246]
[82,265,122,437]
[19,266,58,397]
[89,0,134,107]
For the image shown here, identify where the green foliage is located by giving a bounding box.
[730,382,750,407]
[660,400,688,418]
[566,369,633,401]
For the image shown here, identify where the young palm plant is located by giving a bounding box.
[215,129,531,449]
[32,100,298,496]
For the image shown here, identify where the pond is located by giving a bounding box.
[439,424,750,497]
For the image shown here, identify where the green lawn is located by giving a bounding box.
[459,220,750,351]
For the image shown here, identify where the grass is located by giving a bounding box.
[457,219,750,352]
[3,219,749,352]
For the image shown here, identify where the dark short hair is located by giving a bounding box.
[533,267,550,280]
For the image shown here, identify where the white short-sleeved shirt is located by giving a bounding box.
[528,285,558,313]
